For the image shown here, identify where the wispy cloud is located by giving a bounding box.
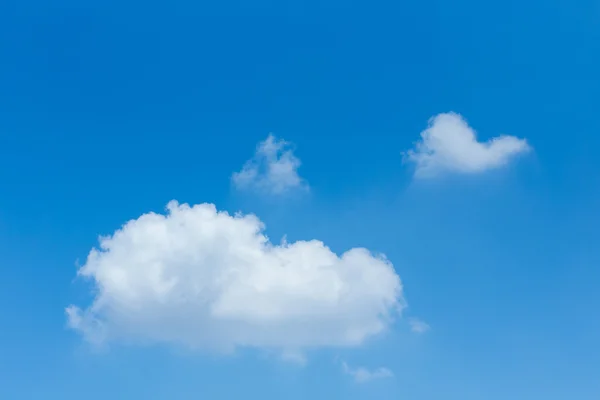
[232,134,308,195]
[342,362,393,383]
[280,349,307,366]
[408,318,430,334]
[404,112,531,178]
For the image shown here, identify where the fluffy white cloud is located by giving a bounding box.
[66,201,403,355]
[408,318,430,334]
[404,112,531,177]
[342,362,393,383]
[232,134,308,194]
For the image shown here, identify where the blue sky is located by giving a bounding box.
[1,0,599,399]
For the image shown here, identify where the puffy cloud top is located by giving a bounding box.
[67,201,403,354]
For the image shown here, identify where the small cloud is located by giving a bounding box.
[232,134,308,195]
[408,318,430,334]
[404,112,531,178]
[342,362,393,383]
[280,349,307,366]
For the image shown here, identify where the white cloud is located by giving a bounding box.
[342,362,393,383]
[66,201,404,356]
[408,318,430,334]
[232,134,308,195]
[404,112,531,177]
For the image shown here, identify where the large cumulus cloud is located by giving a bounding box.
[67,201,404,355]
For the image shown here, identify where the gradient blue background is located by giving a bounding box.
[1,0,599,399]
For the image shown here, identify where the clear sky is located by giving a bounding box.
[1,1,599,399]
